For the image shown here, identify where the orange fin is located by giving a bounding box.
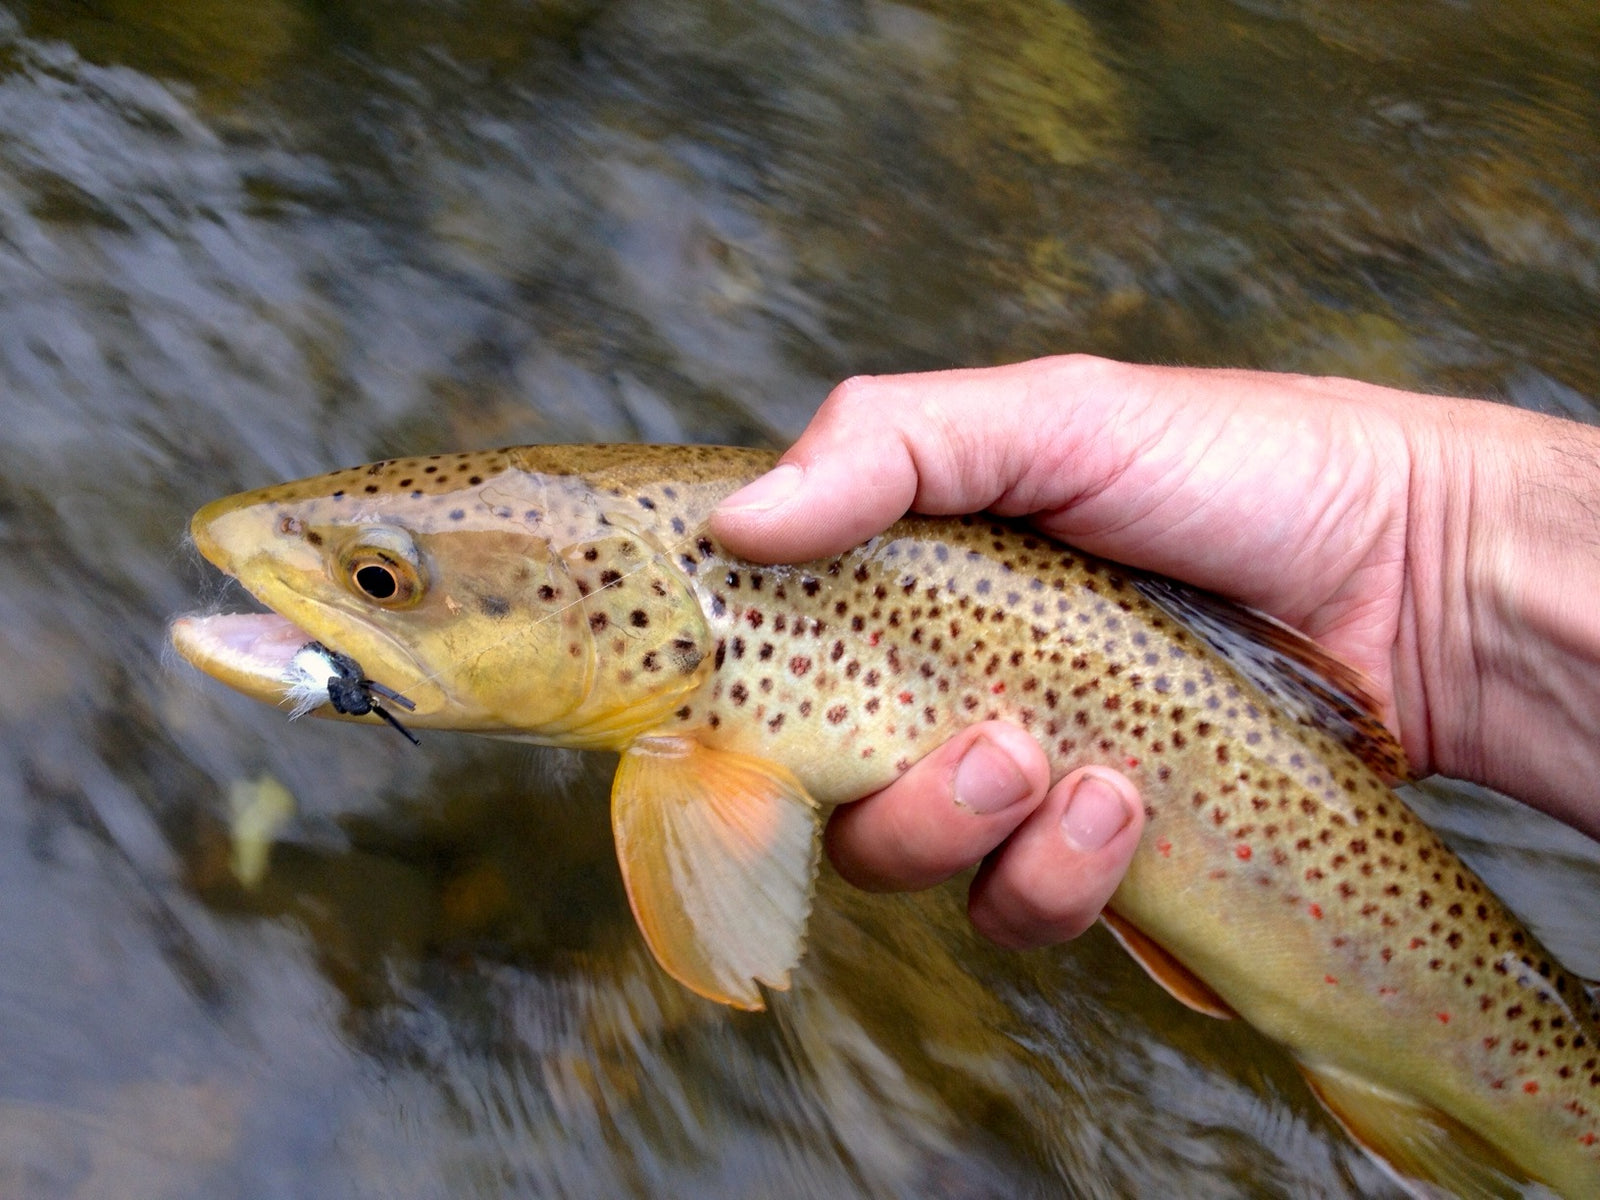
[1131,575,1412,783]
[1102,909,1236,1019]
[611,735,821,1010]
[1298,1061,1529,1199]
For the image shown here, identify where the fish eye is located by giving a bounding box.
[340,528,425,608]
[354,563,398,599]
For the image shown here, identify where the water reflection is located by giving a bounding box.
[2,1,1597,1195]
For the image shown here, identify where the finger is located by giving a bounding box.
[824,722,1051,892]
[967,766,1143,949]
[710,362,1080,564]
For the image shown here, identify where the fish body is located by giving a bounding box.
[172,444,1600,1197]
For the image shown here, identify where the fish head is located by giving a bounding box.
[172,449,712,744]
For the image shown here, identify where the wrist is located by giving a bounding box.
[1405,399,1600,835]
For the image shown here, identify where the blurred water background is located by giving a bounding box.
[2,2,1598,1196]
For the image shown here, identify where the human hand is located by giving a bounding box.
[821,720,1145,949]
[711,354,1600,942]
[709,355,1425,946]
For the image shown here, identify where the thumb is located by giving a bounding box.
[709,365,1067,563]
[710,385,920,563]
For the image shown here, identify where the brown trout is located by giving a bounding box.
[171,444,1600,1197]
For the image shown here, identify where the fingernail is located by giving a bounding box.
[953,736,1032,814]
[1061,774,1133,852]
[719,463,803,514]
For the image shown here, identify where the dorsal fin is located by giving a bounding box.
[1130,575,1412,783]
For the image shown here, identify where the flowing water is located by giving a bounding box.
[2,2,1598,1196]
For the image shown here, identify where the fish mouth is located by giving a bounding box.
[170,611,315,707]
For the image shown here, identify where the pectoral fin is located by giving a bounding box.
[1298,1061,1528,1199]
[1101,908,1237,1020]
[611,735,821,1010]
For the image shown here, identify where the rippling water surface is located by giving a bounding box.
[2,3,1598,1196]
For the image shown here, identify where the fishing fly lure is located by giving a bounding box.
[283,641,420,744]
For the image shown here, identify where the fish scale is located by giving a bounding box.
[173,443,1600,1197]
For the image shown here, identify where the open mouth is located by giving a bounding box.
[171,610,423,744]
[169,611,315,704]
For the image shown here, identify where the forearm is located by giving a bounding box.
[1405,399,1600,836]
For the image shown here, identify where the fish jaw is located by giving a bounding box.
[170,612,314,710]
[177,485,468,723]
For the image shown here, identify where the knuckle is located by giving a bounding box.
[821,374,882,417]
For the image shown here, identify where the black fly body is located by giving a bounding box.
[287,641,420,745]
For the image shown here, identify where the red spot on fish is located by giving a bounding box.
[1125,756,1139,769]
[1324,974,1338,985]
[1379,987,1397,997]
[1436,1012,1451,1024]
[897,691,913,704]
[1409,937,1425,950]
[1156,839,1172,858]
[1581,1132,1596,1146]
[1235,844,1252,861]
[868,631,881,646]
[1524,1081,1541,1095]
[1309,903,1324,919]
[990,681,1005,694]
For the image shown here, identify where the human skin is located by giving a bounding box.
[708,354,1600,949]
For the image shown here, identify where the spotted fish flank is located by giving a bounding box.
[171,444,1600,1199]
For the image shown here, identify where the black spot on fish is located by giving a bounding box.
[631,610,649,628]
[449,509,465,521]
[671,638,703,673]
[478,595,511,618]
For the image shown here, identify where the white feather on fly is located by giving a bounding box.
[282,643,340,719]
